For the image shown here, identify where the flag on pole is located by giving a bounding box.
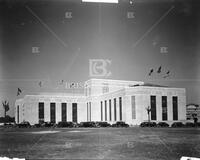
[17,88,22,96]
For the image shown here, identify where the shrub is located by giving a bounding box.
[140,122,157,127]
[79,122,96,128]
[0,116,15,123]
[157,122,169,127]
[17,121,31,128]
[34,123,42,128]
[185,122,195,127]
[96,122,111,127]
[57,121,74,128]
[196,122,200,127]
[171,122,184,128]
[112,121,129,127]
[42,122,55,127]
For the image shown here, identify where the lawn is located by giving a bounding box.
[0,127,200,160]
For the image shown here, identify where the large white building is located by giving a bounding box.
[15,79,186,125]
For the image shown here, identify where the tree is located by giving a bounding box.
[146,106,151,123]
[2,100,9,117]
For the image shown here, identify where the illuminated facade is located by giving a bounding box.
[15,79,186,125]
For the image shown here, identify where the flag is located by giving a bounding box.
[166,70,170,75]
[38,81,42,87]
[148,69,153,76]
[17,88,22,96]
[157,66,161,73]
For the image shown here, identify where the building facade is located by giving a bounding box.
[186,104,200,121]
[15,79,186,125]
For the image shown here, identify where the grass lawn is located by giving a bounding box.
[0,127,200,160]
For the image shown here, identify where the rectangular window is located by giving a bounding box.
[131,96,136,119]
[119,97,122,121]
[89,102,91,121]
[39,102,44,123]
[162,96,168,121]
[109,99,112,121]
[150,96,156,120]
[105,100,107,121]
[17,105,19,123]
[72,103,77,123]
[61,103,67,122]
[87,102,91,121]
[50,103,56,123]
[114,98,116,121]
[87,102,88,121]
[173,96,178,120]
[101,101,103,121]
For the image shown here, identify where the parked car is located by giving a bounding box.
[57,121,74,128]
[95,122,111,127]
[42,122,55,127]
[33,123,42,128]
[140,122,157,127]
[157,122,169,127]
[196,122,200,127]
[79,122,96,128]
[171,122,184,128]
[185,122,195,127]
[4,122,16,128]
[72,122,79,128]
[17,121,31,128]
[112,121,129,127]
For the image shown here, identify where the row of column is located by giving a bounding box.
[100,97,122,122]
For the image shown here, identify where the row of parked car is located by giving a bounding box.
[3,121,129,128]
[3,121,200,128]
[140,121,200,127]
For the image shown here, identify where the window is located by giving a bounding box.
[150,96,156,120]
[39,102,44,123]
[61,103,67,122]
[173,96,178,120]
[119,97,122,121]
[162,96,167,121]
[89,102,91,121]
[17,105,19,123]
[87,102,91,121]
[72,103,77,123]
[105,100,107,121]
[87,102,88,121]
[109,99,112,121]
[114,98,116,121]
[50,103,56,123]
[101,101,103,121]
[131,96,136,119]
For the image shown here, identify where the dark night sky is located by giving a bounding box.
[0,0,200,116]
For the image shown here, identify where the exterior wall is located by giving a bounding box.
[85,79,144,96]
[125,87,186,125]
[98,89,126,124]
[15,79,186,126]
[15,99,24,124]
